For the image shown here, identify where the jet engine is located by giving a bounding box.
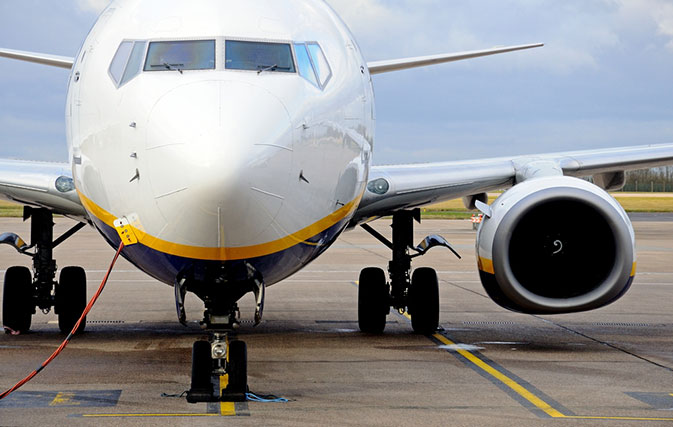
[476,176,636,314]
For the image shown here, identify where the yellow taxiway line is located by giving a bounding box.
[220,374,236,416]
[82,413,219,418]
[400,312,673,422]
[432,332,565,418]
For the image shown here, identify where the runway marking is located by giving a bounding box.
[0,390,121,408]
[219,374,236,416]
[626,392,673,411]
[392,310,567,418]
[432,326,673,421]
[50,392,79,407]
[398,312,673,421]
[76,377,245,418]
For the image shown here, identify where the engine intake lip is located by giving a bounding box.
[492,186,634,314]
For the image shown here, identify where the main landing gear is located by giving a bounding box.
[359,209,461,334]
[1,207,86,335]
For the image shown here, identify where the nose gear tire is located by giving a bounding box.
[187,340,215,403]
[221,340,248,401]
[227,340,247,393]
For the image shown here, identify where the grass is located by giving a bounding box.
[0,200,24,218]
[421,193,673,218]
[610,196,673,212]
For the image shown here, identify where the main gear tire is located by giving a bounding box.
[409,267,440,334]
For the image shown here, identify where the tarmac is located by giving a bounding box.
[0,217,672,426]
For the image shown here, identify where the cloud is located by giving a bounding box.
[615,0,673,51]
[327,0,484,60]
[75,0,110,14]
[327,0,673,75]
[649,2,673,51]
[326,0,608,74]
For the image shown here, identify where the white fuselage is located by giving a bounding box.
[67,0,375,288]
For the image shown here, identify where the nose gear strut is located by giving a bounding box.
[185,296,250,403]
[179,266,263,403]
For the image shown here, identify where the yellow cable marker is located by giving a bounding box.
[113,217,138,246]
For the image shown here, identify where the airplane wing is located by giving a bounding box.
[0,159,85,218]
[367,43,543,75]
[0,48,74,69]
[352,143,673,223]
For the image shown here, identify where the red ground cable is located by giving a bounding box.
[0,241,125,400]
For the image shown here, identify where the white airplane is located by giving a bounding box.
[2,0,673,401]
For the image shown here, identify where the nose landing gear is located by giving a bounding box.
[186,331,248,403]
[182,281,260,403]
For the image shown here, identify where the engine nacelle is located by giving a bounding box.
[476,176,636,314]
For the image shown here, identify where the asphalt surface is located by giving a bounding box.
[628,212,673,222]
[0,217,672,426]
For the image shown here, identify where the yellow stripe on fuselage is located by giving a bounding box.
[78,190,361,261]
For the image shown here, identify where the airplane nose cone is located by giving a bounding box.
[144,80,293,250]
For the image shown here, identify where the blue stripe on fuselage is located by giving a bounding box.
[90,215,347,288]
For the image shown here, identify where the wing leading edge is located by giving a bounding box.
[0,48,74,69]
[352,143,673,224]
[367,43,543,75]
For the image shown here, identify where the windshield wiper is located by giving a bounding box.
[257,64,278,75]
[150,63,184,74]
[164,62,184,74]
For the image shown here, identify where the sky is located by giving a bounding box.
[0,0,672,165]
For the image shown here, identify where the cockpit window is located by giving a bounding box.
[144,40,216,72]
[307,43,331,87]
[293,42,332,89]
[294,43,319,87]
[109,41,150,87]
[120,41,147,85]
[109,41,133,85]
[225,40,296,73]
